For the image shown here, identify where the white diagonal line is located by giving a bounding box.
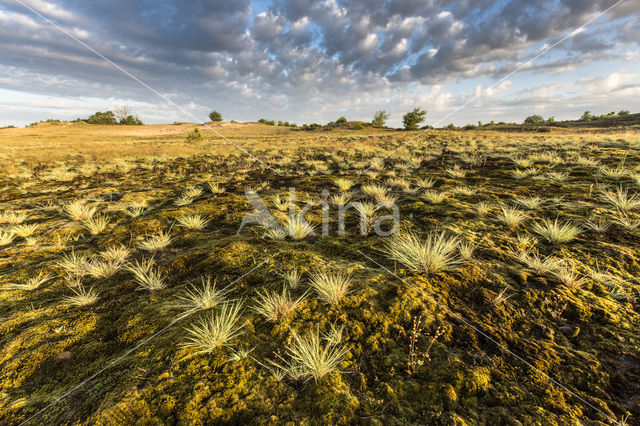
[357,250,617,424]
[359,0,626,175]
[14,0,280,175]
[19,251,281,425]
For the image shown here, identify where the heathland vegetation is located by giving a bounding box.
[0,118,639,424]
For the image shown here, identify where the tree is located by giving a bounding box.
[546,116,555,125]
[523,115,545,125]
[618,110,630,116]
[580,111,594,121]
[402,107,427,130]
[209,111,222,122]
[372,110,390,127]
[120,115,143,125]
[336,116,347,124]
[87,111,117,125]
[113,105,132,122]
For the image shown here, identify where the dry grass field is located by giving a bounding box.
[1,122,640,424]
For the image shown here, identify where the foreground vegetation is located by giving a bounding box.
[0,122,639,424]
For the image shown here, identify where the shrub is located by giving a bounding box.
[336,116,347,124]
[119,115,143,125]
[186,127,203,141]
[87,111,117,125]
[209,111,222,122]
[372,110,390,126]
[523,115,545,125]
[402,107,427,130]
[352,123,364,130]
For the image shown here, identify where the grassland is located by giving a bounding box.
[1,122,640,424]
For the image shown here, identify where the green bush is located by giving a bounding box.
[352,123,364,130]
[402,107,427,130]
[186,127,203,141]
[87,111,117,125]
[336,116,347,124]
[209,111,222,122]
[119,115,143,125]
[523,115,545,125]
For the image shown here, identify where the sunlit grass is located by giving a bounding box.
[309,270,352,304]
[385,231,461,274]
[181,302,244,357]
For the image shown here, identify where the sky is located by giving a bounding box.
[0,0,639,128]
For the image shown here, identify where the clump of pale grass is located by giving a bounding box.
[86,258,123,279]
[138,230,172,252]
[555,264,587,288]
[599,165,629,180]
[252,286,306,322]
[63,285,99,307]
[101,245,130,263]
[127,259,165,291]
[599,186,640,212]
[181,302,244,357]
[458,241,477,260]
[414,177,435,189]
[387,177,411,190]
[361,184,389,200]
[515,250,563,275]
[531,218,581,243]
[385,231,461,274]
[309,270,352,305]
[12,224,38,238]
[334,178,354,192]
[7,272,51,290]
[331,191,353,206]
[82,214,109,235]
[282,269,302,288]
[612,212,640,231]
[176,214,209,230]
[583,218,611,233]
[271,326,348,382]
[64,200,96,221]
[0,230,15,246]
[284,216,315,240]
[493,288,514,305]
[451,186,476,196]
[422,190,448,204]
[352,201,379,234]
[375,193,398,207]
[174,276,230,315]
[264,227,287,240]
[499,206,527,228]
[0,211,28,225]
[271,194,290,212]
[57,251,91,277]
[475,201,492,216]
[545,171,569,182]
[514,196,543,210]
[207,181,226,194]
[445,164,467,178]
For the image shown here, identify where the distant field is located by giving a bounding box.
[1,124,640,424]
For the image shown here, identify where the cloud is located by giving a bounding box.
[0,0,638,127]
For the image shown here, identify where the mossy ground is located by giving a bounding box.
[1,125,640,424]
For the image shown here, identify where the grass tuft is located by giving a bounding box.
[385,231,461,274]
